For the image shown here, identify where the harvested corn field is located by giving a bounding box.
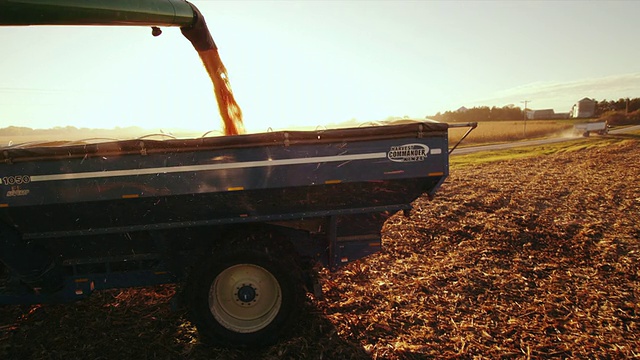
[1,137,639,359]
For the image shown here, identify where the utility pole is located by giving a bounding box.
[521,100,531,137]
[626,98,629,114]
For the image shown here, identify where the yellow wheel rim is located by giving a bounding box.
[209,264,282,333]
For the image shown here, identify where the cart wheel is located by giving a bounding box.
[187,241,303,348]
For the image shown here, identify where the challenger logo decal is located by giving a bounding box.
[6,188,30,197]
[387,144,429,162]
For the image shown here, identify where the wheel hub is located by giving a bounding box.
[236,284,258,305]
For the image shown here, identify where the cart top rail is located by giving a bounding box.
[1,120,449,164]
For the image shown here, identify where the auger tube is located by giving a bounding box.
[0,0,196,27]
[0,0,218,55]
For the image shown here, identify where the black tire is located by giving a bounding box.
[186,233,303,348]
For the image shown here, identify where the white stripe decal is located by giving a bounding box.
[30,152,388,182]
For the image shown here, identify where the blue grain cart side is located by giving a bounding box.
[0,121,454,347]
[0,0,473,347]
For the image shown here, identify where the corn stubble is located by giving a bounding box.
[1,138,638,359]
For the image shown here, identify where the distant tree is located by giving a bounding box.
[626,98,640,113]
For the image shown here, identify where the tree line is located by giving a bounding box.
[430,105,525,122]
[430,97,640,122]
[595,98,640,116]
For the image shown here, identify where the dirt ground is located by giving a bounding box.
[1,136,639,359]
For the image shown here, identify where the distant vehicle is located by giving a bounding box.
[574,121,609,137]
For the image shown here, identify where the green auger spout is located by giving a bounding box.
[0,0,215,50]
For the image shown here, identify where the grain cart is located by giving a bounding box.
[573,121,609,137]
[0,0,476,347]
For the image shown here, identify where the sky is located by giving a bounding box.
[1,0,639,133]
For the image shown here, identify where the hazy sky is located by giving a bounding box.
[1,0,639,133]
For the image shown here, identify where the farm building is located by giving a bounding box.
[526,109,570,120]
[571,97,596,118]
[527,109,555,120]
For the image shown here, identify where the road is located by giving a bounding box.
[452,124,640,155]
